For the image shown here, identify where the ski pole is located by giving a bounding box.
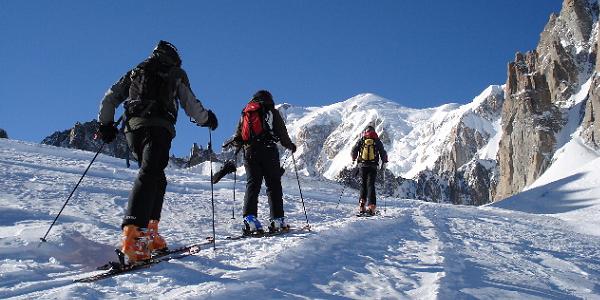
[382,165,387,214]
[40,142,106,243]
[231,155,237,220]
[291,153,311,230]
[335,183,348,209]
[208,128,216,250]
[336,161,357,209]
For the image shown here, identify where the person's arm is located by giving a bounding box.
[376,139,388,163]
[98,71,131,124]
[223,116,244,151]
[174,68,211,125]
[351,139,361,161]
[271,109,295,150]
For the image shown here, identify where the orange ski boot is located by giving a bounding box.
[120,225,151,265]
[147,219,168,253]
[367,204,377,216]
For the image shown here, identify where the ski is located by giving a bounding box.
[74,238,214,283]
[225,225,311,241]
[355,211,381,218]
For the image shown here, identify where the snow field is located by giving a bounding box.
[1,139,600,299]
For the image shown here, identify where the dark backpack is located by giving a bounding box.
[125,61,175,122]
[240,101,274,143]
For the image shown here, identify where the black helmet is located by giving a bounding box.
[252,90,274,106]
[152,40,181,66]
[365,125,375,132]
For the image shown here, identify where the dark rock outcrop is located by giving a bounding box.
[495,52,563,200]
[0,128,7,139]
[42,120,131,160]
[187,142,220,167]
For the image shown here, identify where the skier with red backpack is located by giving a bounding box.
[351,125,388,216]
[97,40,218,265]
[229,90,296,234]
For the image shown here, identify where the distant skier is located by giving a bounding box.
[97,40,218,264]
[228,90,296,234]
[351,126,388,216]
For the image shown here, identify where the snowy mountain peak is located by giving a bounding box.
[282,85,504,190]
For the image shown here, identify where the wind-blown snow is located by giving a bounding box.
[1,139,600,299]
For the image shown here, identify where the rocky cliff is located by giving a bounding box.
[0,129,7,139]
[583,4,600,147]
[495,0,599,201]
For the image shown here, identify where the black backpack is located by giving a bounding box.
[125,60,175,122]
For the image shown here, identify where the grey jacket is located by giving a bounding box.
[98,60,209,138]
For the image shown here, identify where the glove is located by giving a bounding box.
[200,110,218,131]
[289,143,297,153]
[222,136,241,150]
[98,123,118,143]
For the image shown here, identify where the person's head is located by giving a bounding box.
[252,90,274,108]
[363,125,377,138]
[152,40,182,67]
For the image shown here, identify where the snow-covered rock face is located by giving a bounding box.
[42,120,131,161]
[537,0,598,104]
[582,10,600,147]
[423,86,505,204]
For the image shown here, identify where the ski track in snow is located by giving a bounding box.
[1,139,600,299]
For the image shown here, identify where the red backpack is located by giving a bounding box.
[241,102,271,143]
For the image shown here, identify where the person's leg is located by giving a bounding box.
[359,167,368,211]
[143,127,172,251]
[123,127,171,229]
[121,127,170,262]
[242,148,263,218]
[148,127,172,221]
[262,146,283,219]
[367,167,377,212]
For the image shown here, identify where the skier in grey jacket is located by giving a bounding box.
[97,40,218,264]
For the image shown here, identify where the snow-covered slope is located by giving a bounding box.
[491,134,600,236]
[2,139,600,299]
[280,86,503,181]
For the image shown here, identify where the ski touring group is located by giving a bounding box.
[41,41,389,277]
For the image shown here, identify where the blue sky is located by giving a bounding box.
[0,1,561,157]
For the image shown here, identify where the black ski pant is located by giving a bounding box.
[122,126,172,228]
[242,144,284,219]
[360,166,377,206]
